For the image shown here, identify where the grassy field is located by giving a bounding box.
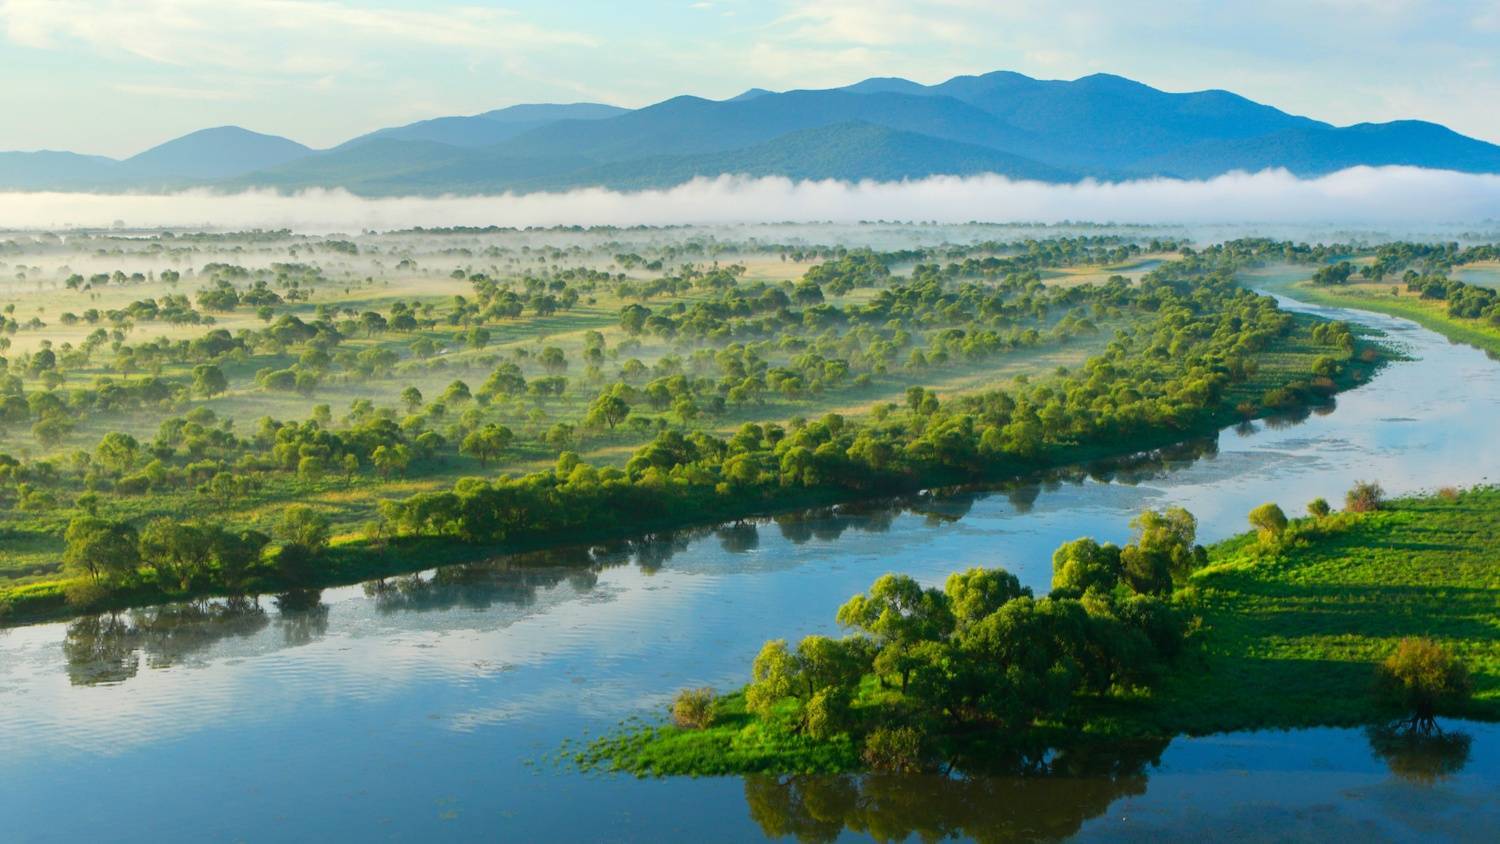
[1242,264,1500,357]
[1140,487,1500,733]
[574,487,1500,776]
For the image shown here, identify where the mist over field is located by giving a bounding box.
[2,166,1499,234]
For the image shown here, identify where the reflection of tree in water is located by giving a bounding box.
[774,504,899,545]
[743,739,1168,843]
[717,522,760,554]
[361,529,720,615]
[909,491,977,525]
[63,597,270,686]
[1262,406,1313,430]
[273,589,330,647]
[1366,724,1473,785]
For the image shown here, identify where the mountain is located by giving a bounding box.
[1127,120,1500,178]
[118,126,312,180]
[5,71,1500,195]
[0,150,119,189]
[217,120,1072,195]
[338,102,626,149]
[0,126,310,189]
[489,90,1037,163]
[541,122,1078,190]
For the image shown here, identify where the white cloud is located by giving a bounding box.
[6,167,1500,233]
[0,0,596,73]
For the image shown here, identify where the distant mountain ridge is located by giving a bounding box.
[4,72,1499,195]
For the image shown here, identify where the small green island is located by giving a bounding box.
[571,484,1499,776]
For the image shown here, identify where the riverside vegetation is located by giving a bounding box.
[0,228,1390,623]
[573,484,1499,776]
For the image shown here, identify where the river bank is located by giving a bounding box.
[573,486,1500,777]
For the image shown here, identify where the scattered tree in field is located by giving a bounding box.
[1377,637,1473,733]
[192,364,228,397]
[1247,502,1288,545]
[586,392,630,429]
[670,687,717,729]
[1346,480,1385,513]
[460,423,514,466]
[400,386,423,413]
[278,505,330,551]
[63,516,140,583]
[1307,497,1331,518]
[95,432,140,475]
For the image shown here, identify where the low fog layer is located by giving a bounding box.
[3,167,1499,233]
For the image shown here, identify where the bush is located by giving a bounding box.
[670,687,717,730]
[861,726,926,773]
[1437,486,1460,502]
[1376,637,1473,731]
[1306,497,1331,518]
[1346,480,1384,513]
[1247,502,1288,545]
[804,687,852,739]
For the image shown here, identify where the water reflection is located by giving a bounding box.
[743,739,1169,843]
[1367,724,1474,785]
[48,430,1248,689]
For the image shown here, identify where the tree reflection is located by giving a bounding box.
[743,739,1167,843]
[274,589,329,647]
[63,598,269,686]
[1366,724,1473,785]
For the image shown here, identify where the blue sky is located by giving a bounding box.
[3,0,1499,157]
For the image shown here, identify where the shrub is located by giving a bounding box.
[861,726,926,773]
[804,687,852,739]
[1376,637,1473,731]
[1247,502,1288,545]
[1306,497,1331,518]
[1436,486,1460,502]
[1346,480,1384,513]
[670,687,717,730]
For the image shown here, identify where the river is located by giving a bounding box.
[2,295,1499,842]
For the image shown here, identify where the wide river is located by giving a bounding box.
[3,294,1500,842]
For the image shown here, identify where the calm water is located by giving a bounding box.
[3,296,1500,842]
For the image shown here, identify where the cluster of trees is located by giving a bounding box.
[363,268,1341,545]
[693,509,1201,771]
[60,503,332,600]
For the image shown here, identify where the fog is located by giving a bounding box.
[3,166,1500,234]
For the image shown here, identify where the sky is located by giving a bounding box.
[2,0,1499,158]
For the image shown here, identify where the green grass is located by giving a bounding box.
[1246,266,1500,358]
[577,487,1500,777]
[1142,488,1500,733]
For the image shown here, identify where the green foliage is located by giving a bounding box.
[1247,502,1288,544]
[861,726,927,773]
[1346,479,1384,513]
[1377,637,1474,729]
[670,687,718,730]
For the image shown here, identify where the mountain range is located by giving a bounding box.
[4,71,1499,195]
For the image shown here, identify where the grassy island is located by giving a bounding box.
[570,486,1500,777]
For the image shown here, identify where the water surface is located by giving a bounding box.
[3,297,1500,842]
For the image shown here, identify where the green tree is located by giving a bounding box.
[586,392,630,430]
[1050,538,1123,594]
[63,516,140,582]
[1377,637,1473,732]
[278,505,330,551]
[192,364,228,397]
[1248,502,1288,545]
[400,386,423,413]
[460,424,513,466]
[95,431,140,475]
